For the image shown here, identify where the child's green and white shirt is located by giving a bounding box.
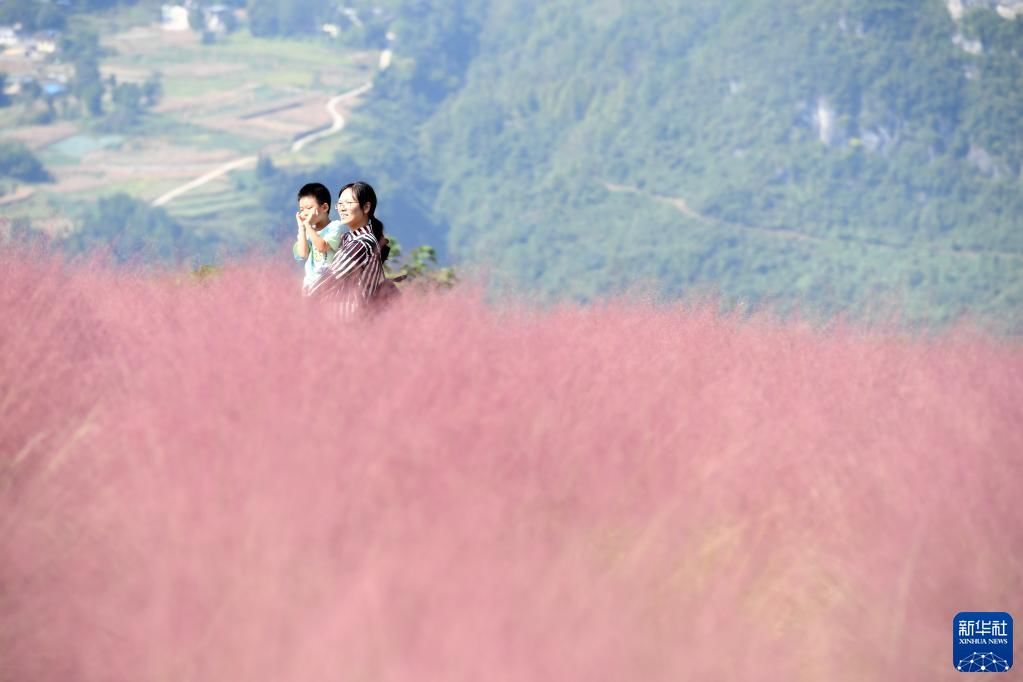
[294,220,344,292]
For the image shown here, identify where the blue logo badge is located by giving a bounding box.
[954,612,1013,672]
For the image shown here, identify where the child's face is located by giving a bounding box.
[297,196,330,227]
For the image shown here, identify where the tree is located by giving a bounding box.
[67,193,217,265]
[255,153,277,179]
[385,239,456,287]
[34,3,67,30]
[246,0,330,37]
[142,71,163,107]
[0,141,52,182]
[0,0,38,30]
[188,5,205,32]
[62,28,105,116]
[14,77,41,104]
[106,81,144,127]
[246,0,279,36]
[78,80,104,116]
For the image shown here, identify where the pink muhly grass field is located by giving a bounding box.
[1,248,1021,681]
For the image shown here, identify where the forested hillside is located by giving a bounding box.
[347,0,1023,327]
[3,0,1019,327]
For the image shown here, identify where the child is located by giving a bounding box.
[293,182,344,294]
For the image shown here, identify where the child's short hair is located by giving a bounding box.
[297,182,331,207]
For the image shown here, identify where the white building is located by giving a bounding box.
[161,4,190,31]
[32,30,60,54]
[948,0,1023,20]
[995,2,1023,18]
[0,25,23,47]
[203,5,233,34]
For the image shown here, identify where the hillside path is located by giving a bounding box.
[604,181,1023,262]
[0,187,35,207]
[290,81,372,153]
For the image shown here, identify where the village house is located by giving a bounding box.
[204,5,234,34]
[947,0,1023,19]
[1,24,26,56]
[161,2,236,34]
[0,25,62,59]
[3,74,36,96]
[32,30,60,54]
[161,4,190,31]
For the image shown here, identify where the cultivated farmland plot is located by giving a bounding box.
[0,17,374,235]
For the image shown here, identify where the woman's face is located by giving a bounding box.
[336,187,369,227]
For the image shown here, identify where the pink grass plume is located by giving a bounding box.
[1,247,1021,680]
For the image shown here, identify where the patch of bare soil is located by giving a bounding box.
[0,186,35,206]
[106,26,199,54]
[153,82,260,115]
[47,142,240,194]
[196,93,330,140]
[0,55,41,78]
[0,122,79,150]
[276,96,357,129]
[161,61,250,78]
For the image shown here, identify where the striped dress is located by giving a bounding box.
[306,224,383,319]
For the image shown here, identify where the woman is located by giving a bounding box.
[307,181,393,317]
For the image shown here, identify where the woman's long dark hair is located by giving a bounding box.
[339,181,389,262]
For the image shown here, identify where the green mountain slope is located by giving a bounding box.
[363,0,1022,327]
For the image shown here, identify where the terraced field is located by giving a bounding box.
[0,18,374,237]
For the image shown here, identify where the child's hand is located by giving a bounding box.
[308,205,326,229]
[296,210,315,235]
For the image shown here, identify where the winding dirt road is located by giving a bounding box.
[151,156,258,208]
[290,81,372,153]
[151,49,392,208]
